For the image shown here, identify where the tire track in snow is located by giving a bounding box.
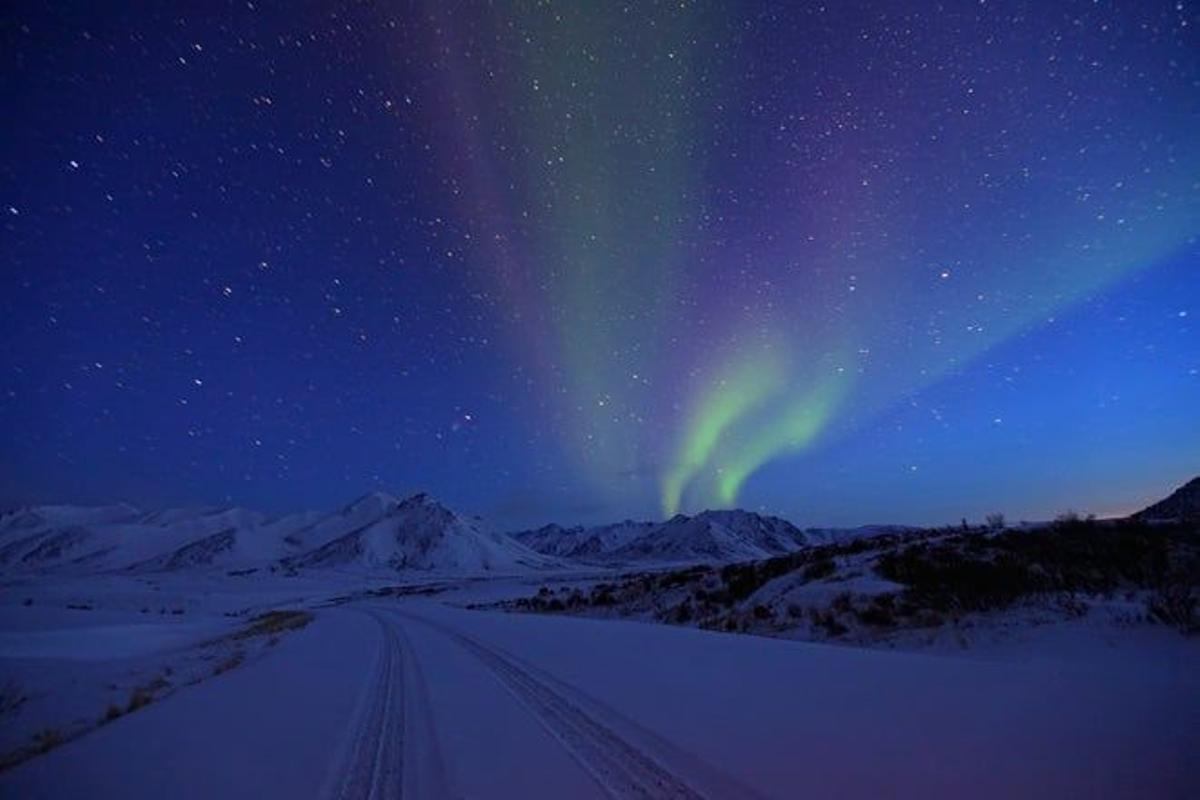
[333,611,405,800]
[390,621,452,800]
[398,610,750,800]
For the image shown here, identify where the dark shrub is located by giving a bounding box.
[803,558,836,581]
[813,611,848,637]
[659,566,706,589]
[857,595,897,627]
[127,689,154,713]
[1148,583,1198,634]
[877,517,1195,615]
[591,587,614,606]
[33,729,62,754]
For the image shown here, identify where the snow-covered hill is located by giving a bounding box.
[0,505,285,575]
[509,520,655,560]
[512,509,818,565]
[282,492,557,573]
[611,510,811,564]
[0,493,555,577]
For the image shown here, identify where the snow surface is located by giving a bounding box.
[1,497,1197,797]
[1,572,1196,799]
[0,621,229,661]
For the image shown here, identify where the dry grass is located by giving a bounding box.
[1,610,318,774]
[126,674,170,713]
[232,610,314,640]
[32,728,61,754]
[126,688,154,713]
[212,650,245,676]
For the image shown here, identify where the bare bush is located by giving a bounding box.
[1148,584,1198,634]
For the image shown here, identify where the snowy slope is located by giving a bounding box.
[0,493,555,577]
[1,495,897,577]
[4,598,1196,798]
[611,510,809,563]
[282,492,559,574]
[512,509,814,565]
[0,505,269,575]
[509,520,655,560]
[798,523,917,546]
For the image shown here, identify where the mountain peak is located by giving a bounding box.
[342,490,456,521]
[398,491,436,509]
[343,491,401,515]
[288,492,551,573]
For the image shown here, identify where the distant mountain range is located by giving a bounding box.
[0,493,552,577]
[507,511,908,565]
[1,475,1194,577]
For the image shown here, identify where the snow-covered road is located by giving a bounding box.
[3,598,1197,799]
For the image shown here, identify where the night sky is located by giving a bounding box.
[2,2,1197,530]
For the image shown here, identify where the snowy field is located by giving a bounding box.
[1,494,1197,798]
[1,571,1197,800]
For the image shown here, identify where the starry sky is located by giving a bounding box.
[2,2,1197,530]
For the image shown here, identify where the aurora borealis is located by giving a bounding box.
[2,2,1198,527]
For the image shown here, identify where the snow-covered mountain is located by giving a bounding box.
[511,509,817,565]
[1134,476,1200,522]
[0,492,938,577]
[611,510,811,564]
[509,520,655,560]
[282,492,557,573]
[0,493,554,577]
[0,504,289,575]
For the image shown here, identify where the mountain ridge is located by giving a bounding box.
[0,492,551,577]
[1134,476,1200,522]
[510,508,814,565]
[4,475,1194,576]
